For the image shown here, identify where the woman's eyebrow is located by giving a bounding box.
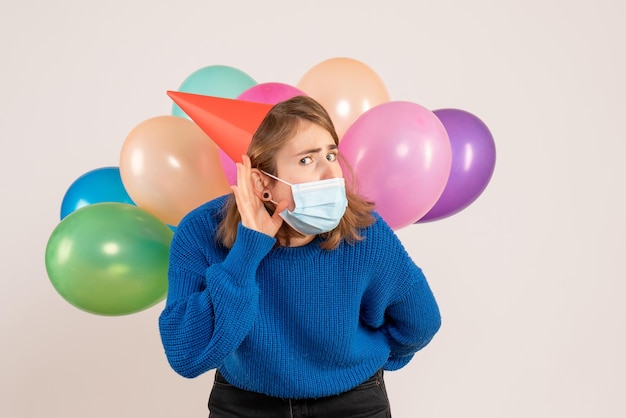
[292,144,338,157]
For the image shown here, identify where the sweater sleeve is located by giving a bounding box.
[158,219,276,378]
[361,216,442,370]
[381,274,441,369]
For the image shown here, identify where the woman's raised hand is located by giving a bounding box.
[231,155,287,238]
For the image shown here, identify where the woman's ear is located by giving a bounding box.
[250,169,271,200]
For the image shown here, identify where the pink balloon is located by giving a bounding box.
[219,149,237,186]
[340,101,452,230]
[237,82,306,104]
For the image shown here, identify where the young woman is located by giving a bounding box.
[159,96,441,417]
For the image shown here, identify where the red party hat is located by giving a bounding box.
[167,91,273,163]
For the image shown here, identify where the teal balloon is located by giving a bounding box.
[171,65,257,117]
[61,166,134,219]
[45,203,173,316]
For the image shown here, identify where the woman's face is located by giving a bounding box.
[268,121,343,211]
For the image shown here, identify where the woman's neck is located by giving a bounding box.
[279,234,316,247]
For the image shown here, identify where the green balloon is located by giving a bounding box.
[171,64,257,118]
[45,203,173,316]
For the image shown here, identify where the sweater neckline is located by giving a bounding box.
[269,235,326,260]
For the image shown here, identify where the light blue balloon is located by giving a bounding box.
[171,65,257,118]
[60,167,135,219]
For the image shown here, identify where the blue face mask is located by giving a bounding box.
[262,171,348,235]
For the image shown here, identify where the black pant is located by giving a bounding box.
[208,369,392,417]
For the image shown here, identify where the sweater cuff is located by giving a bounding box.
[383,354,414,371]
[219,223,276,285]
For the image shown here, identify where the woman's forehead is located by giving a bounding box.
[283,123,334,152]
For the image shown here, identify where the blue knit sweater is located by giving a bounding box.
[159,194,441,399]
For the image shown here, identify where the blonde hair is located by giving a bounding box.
[216,96,374,250]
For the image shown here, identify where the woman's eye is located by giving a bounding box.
[327,152,338,162]
[300,156,313,165]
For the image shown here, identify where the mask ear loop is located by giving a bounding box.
[260,170,292,186]
[260,170,284,206]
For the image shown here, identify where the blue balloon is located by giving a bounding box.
[61,167,135,219]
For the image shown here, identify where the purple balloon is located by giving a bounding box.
[417,109,496,223]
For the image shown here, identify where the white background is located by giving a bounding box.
[1,1,624,417]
